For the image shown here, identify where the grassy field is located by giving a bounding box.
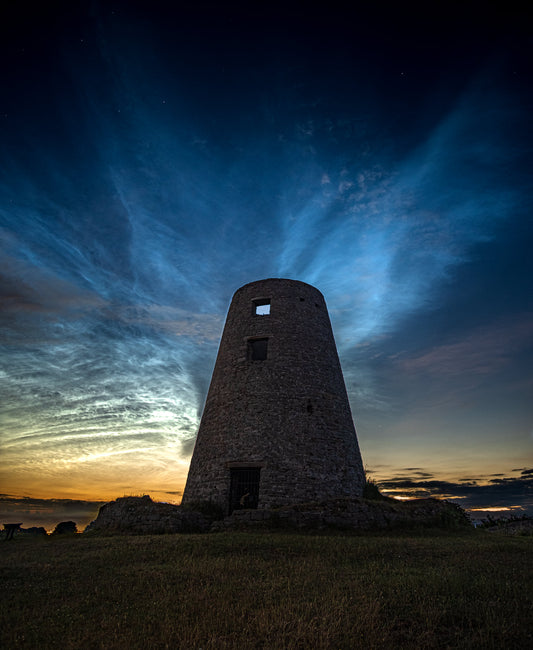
[1,529,532,649]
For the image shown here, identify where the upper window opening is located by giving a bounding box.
[253,299,271,316]
[249,338,268,361]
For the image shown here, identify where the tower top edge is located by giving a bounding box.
[233,278,324,299]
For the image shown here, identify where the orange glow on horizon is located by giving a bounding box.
[470,506,523,513]
[1,479,186,505]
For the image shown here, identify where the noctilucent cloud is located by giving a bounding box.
[1,2,532,529]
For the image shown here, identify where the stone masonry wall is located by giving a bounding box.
[211,498,471,532]
[85,496,210,534]
[182,278,365,513]
[83,496,471,535]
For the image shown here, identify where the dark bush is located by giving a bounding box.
[24,527,48,536]
[52,521,78,535]
[362,478,393,501]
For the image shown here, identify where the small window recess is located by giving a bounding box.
[248,337,269,361]
[253,298,271,316]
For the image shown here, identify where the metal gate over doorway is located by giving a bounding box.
[229,467,261,514]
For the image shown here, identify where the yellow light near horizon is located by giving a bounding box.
[470,506,522,513]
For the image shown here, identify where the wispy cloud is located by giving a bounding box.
[274,75,527,350]
[373,467,533,516]
[397,316,533,378]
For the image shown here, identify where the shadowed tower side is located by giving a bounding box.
[182,278,365,513]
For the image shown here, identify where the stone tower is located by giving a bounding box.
[181,278,365,514]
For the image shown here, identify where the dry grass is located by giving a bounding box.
[1,530,532,648]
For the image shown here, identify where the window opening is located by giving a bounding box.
[253,299,271,316]
[229,467,260,513]
[248,338,268,360]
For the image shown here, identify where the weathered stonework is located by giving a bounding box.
[210,498,471,532]
[84,496,210,534]
[182,278,365,514]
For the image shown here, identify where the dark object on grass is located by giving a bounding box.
[3,523,22,540]
[52,521,78,535]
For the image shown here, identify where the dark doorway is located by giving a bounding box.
[229,467,261,513]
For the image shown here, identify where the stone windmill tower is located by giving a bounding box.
[181,278,365,514]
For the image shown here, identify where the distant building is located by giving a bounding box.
[182,278,365,514]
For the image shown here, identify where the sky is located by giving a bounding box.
[1,1,532,530]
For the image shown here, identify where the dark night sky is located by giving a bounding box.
[1,1,532,529]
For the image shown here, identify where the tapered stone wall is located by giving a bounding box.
[181,278,365,513]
